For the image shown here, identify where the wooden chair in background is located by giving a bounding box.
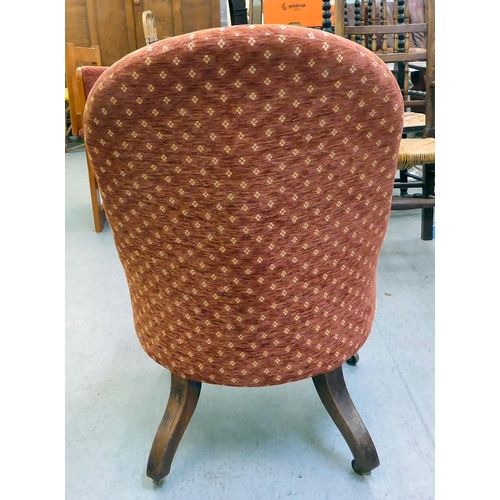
[142,11,159,45]
[228,0,249,24]
[66,42,109,232]
[394,0,435,240]
[247,0,261,24]
[326,1,429,131]
[65,43,102,143]
[326,0,435,240]
[76,65,109,233]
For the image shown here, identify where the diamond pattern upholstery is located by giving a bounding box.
[84,25,403,387]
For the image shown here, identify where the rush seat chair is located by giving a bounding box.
[327,0,435,239]
[84,24,404,485]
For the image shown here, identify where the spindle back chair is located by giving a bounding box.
[326,0,430,113]
[323,1,435,239]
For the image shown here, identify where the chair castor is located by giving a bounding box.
[346,353,360,366]
[351,459,372,476]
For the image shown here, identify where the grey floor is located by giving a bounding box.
[66,147,435,500]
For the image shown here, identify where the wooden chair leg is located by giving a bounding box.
[421,163,435,241]
[399,169,409,196]
[146,373,202,485]
[312,366,379,475]
[86,151,107,233]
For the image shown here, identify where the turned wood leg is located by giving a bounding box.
[312,366,379,475]
[399,169,409,196]
[421,162,435,241]
[146,372,202,485]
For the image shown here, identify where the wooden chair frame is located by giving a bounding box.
[147,367,378,484]
[330,1,429,110]
[65,43,102,137]
[323,1,435,240]
[142,11,159,45]
[76,66,108,233]
[394,0,435,239]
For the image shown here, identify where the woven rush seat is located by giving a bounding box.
[371,46,427,63]
[398,137,435,169]
[403,111,425,130]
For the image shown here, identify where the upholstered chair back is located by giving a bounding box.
[79,66,108,100]
[84,25,403,388]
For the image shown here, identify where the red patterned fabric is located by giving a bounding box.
[78,66,108,137]
[80,66,108,99]
[84,25,403,387]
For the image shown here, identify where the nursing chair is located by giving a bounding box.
[84,24,404,484]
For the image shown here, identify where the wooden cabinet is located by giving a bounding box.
[65,0,221,66]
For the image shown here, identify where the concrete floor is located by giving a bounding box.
[66,147,435,499]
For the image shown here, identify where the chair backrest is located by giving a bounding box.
[142,11,159,45]
[83,25,403,387]
[423,0,434,137]
[330,0,433,112]
[76,66,108,104]
[65,43,102,136]
[332,1,428,50]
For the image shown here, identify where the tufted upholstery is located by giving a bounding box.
[84,25,403,388]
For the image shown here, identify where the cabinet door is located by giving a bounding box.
[131,0,221,48]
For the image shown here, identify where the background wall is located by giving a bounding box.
[65,0,221,66]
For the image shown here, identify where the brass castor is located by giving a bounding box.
[351,459,371,476]
[153,479,165,486]
[346,353,359,366]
